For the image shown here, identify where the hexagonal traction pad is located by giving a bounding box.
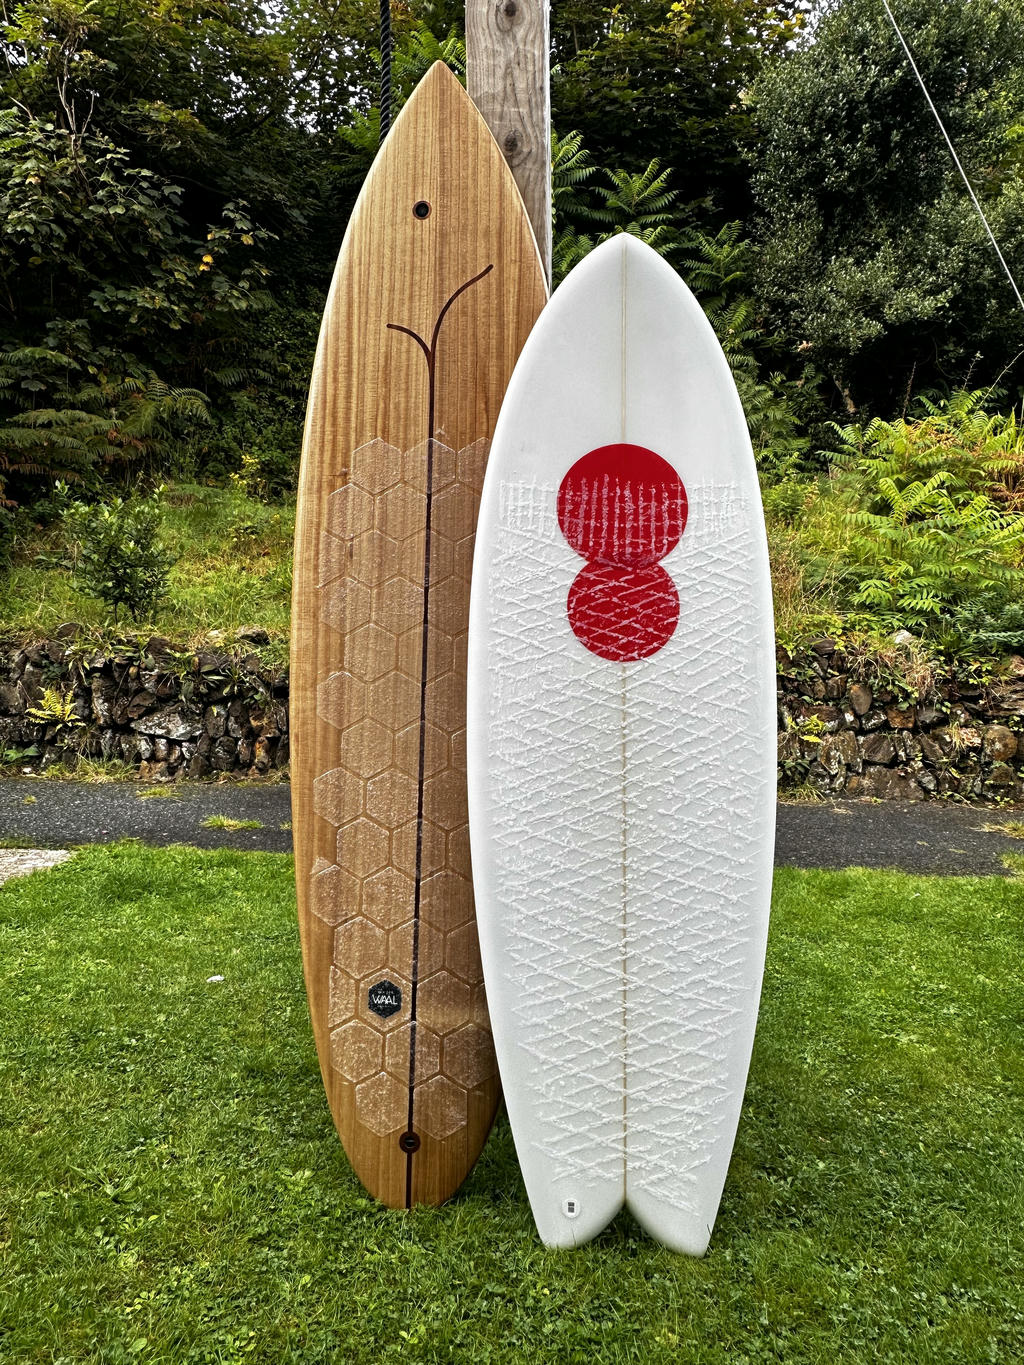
[311,436,497,1145]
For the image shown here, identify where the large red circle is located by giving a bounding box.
[557,443,687,568]
[566,562,680,662]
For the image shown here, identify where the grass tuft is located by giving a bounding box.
[778,783,826,805]
[0,757,140,783]
[979,820,1024,839]
[201,814,264,830]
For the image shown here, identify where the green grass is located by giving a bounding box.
[1,483,293,643]
[1,846,1022,1363]
[200,814,264,831]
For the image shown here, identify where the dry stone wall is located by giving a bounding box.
[777,637,1024,803]
[1,628,1023,801]
[0,629,288,781]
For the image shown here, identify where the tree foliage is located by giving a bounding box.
[751,0,1024,417]
[552,0,808,218]
[0,0,351,505]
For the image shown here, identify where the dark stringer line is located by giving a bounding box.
[386,263,493,1208]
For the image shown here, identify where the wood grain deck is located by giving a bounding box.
[290,61,547,1207]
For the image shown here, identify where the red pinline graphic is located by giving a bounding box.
[557,443,687,662]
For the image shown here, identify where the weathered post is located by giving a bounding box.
[466,0,552,284]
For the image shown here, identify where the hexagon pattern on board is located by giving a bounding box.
[312,436,495,1142]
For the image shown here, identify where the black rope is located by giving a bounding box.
[379,0,392,145]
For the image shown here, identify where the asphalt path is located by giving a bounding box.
[0,778,294,853]
[775,797,1023,877]
[2,778,1023,875]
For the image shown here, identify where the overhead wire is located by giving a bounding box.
[879,0,1024,317]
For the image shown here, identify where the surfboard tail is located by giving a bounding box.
[531,1188,622,1250]
[626,1191,712,1258]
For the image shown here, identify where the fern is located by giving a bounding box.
[586,161,680,238]
[551,228,597,283]
[806,391,1024,651]
[391,26,465,86]
[705,298,759,380]
[26,687,83,732]
[551,130,597,223]
[0,356,210,500]
[549,136,686,284]
[679,223,751,312]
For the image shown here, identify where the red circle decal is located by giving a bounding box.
[557,443,687,662]
[566,563,680,662]
[556,443,687,568]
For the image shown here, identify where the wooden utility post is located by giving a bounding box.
[466,0,551,284]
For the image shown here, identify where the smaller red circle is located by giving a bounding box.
[567,563,679,662]
[557,443,687,568]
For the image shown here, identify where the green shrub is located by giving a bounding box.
[60,486,175,623]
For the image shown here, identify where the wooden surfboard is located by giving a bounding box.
[291,61,547,1208]
[466,234,776,1252]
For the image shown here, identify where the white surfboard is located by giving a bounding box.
[466,234,776,1254]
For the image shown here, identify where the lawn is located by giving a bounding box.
[1,845,1022,1363]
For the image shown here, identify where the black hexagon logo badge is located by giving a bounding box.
[367,979,402,1019]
